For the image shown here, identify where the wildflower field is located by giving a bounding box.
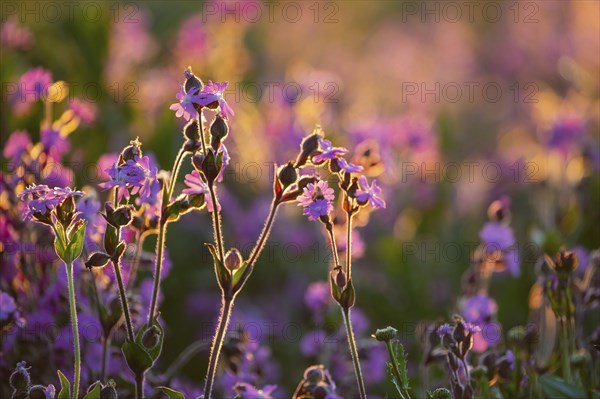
[1,1,599,398]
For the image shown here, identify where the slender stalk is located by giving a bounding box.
[148,222,167,324]
[385,340,410,399]
[342,308,367,399]
[325,224,341,267]
[247,200,279,267]
[346,211,353,277]
[197,113,207,155]
[560,316,573,383]
[65,262,81,399]
[203,297,233,399]
[167,147,187,200]
[135,373,145,399]
[113,255,135,342]
[208,185,225,262]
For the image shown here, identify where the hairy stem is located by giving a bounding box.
[113,255,135,342]
[326,223,341,267]
[65,262,81,399]
[167,147,187,200]
[346,211,353,278]
[198,113,207,155]
[342,308,367,399]
[101,335,110,382]
[148,221,167,324]
[385,340,410,399]
[208,185,225,262]
[247,200,279,267]
[203,297,233,399]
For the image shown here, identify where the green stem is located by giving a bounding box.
[203,297,233,399]
[148,221,167,324]
[346,211,353,277]
[113,255,135,342]
[385,340,410,399]
[167,147,187,200]
[65,262,81,399]
[135,373,144,399]
[208,184,225,262]
[247,200,278,267]
[560,316,573,383]
[342,308,367,399]
[325,223,341,267]
[198,113,207,155]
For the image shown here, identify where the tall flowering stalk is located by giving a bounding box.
[19,185,87,398]
[294,130,386,399]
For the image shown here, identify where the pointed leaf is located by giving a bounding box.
[231,261,249,290]
[65,220,86,263]
[82,382,101,399]
[57,370,71,399]
[329,271,342,302]
[122,340,153,374]
[206,243,231,292]
[340,279,355,309]
[159,386,186,399]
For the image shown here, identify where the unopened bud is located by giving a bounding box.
[119,138,142,164]
[224,249,243,271]
[184,119,200,141]
[373,326,398,342]
[9,362,30,390]
[184,67,203,94]
[141,325,161,350]
[210,115,229,148]
[85,252,112,268]
[27,385,46,399]
[278,162,297,188]
[100,380,118,399]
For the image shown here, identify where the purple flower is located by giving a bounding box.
[233,383,277,399]
[464,322,482,334]
[41,127,69,159]
[169,85,200,121]
[436,323,452,337]
[199,80,235,118]
[479,221,520,276]
[336,157,364,173]
[461,294,497,324]
[297,180,335,221]
[3,130,31,160]
[99,156,156,204]
[0,291,17,321]
[312,138,347,163]
[355,176,386,209]
[68,98,97,124]
[0,16,32,50]
[182,170,220,212]
[18,67,52,103]
[19,184,83,220]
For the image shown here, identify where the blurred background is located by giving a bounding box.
[1,1,599,397]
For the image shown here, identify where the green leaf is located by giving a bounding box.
[82,382,101,399]
[206,243,231,292]
[231,261,249,290]
[65,220,86,263]
[329,271,342,302]
[340,279,355,309]
[57,370,71,399]
[122,340,153,374]
[539,375,586,399]
[158,386,186,399]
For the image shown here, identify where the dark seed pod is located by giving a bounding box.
[27,385,46,399]
[9,363,30,391]
[277,162,297,188]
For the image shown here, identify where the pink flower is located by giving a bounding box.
[312,138,347,164]
[297,180,335,221]
[182,170,220,212]
[169,86,200,121]
[198,80,235,118]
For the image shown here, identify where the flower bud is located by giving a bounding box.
[210,115,229,149]
[335,269,346,289]
[224,248,243,271]
[100,380,118,399]
[184,66,203,94]
[141,325,161,350]
[295,133,321,167]
[184,139,202,153]
[113,206,133,227]
[184,119,201,141]
[303,365,325,383]
[188,193,206,208]
[9,362,30,391]
[118,138,142,164]
[373,326,398,342]
[278,162,297,188]
[85,252,112,268]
